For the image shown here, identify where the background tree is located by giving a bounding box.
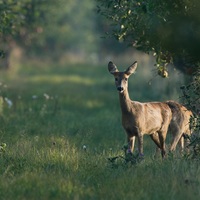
[28,0,99,60]
[97,0,200,75]
[0,0,62,68]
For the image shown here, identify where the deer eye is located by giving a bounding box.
[115,78,118,81]
[124,78,128,81]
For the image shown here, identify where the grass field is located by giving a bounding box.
[0,62,199,200]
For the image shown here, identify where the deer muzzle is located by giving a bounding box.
[117,86,124,93]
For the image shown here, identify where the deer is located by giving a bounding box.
[108,61,172,158]
[165,100,194,152]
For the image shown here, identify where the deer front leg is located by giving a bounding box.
[138,134,144,157]
[127,135,135,153]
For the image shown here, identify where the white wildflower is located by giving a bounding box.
[4,97,13,108]
[44,93,50,100]
[83,145,87,151]
[32,95,38,99]
[34,136,39,142]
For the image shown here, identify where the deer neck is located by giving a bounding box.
[119,88,132,113]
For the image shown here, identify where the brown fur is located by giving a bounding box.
[108,61,172,158]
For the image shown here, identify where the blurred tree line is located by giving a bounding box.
[0,0,126,68]
[0,0,58,67]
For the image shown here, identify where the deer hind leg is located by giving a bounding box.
[183,133,190,154]
[178,136,184,152]
[150,132,162,157]
[150,132,161,148]
[157,131,167,158]
[170,128,183,152]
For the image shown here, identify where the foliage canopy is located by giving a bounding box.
[97,0,200,74]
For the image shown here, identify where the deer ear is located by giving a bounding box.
[125,61,137,76]
[108,61,119,74]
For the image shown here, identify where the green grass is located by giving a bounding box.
[0,63,199,199]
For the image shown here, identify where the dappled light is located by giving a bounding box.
[85,99,104,109]
[28,74,94,85]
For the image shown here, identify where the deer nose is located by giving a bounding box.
[117,86,124,92]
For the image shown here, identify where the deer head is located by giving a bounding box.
[108,61,138,93]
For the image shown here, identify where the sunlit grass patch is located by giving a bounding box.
[28,74,94,85]
[85,99,104,108]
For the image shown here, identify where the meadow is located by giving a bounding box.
[0,61,199,200]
